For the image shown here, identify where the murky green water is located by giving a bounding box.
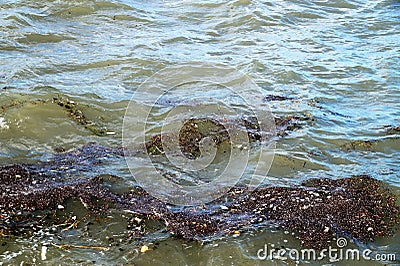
[1,0,399,265]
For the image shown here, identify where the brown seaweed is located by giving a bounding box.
[1,160,399,249]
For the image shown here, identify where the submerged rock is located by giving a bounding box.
[145,115,310,157]
[0,95,113,136]
[340,139,377,151]
[340,136,400,152]
[52,97,110,136]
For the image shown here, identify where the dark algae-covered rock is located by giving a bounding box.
[0,148,399,248]
[146,118,233,158]
[0,93,311,139]
[145,115,310,157]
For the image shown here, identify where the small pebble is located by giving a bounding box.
[140,245,150,253]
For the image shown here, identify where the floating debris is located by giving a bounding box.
[264,95,295,101]
[0,155,399,249]
[383,125,400,135]
[0,164,115,235]
[140,245,150,253]
[42,142,124,174]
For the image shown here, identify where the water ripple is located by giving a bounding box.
[1,0,399,263]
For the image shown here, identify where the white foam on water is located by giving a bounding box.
[0,117,10,130]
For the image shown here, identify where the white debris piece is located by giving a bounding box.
[41,245,47,261]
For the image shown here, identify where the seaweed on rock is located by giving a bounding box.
[145,115,310,157]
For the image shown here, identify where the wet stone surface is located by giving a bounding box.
[340,136,400,152]
[146,115,311,157]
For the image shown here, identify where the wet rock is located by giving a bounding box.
[340,139,376,151]
[146,118,234,158]
[52,97,109,136]
[340,135,400,152]
[274,115,310,136]
[145,115,310,156]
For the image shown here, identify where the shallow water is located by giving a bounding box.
[0,0,399,265]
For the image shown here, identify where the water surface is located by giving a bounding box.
[0,0,399,265]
